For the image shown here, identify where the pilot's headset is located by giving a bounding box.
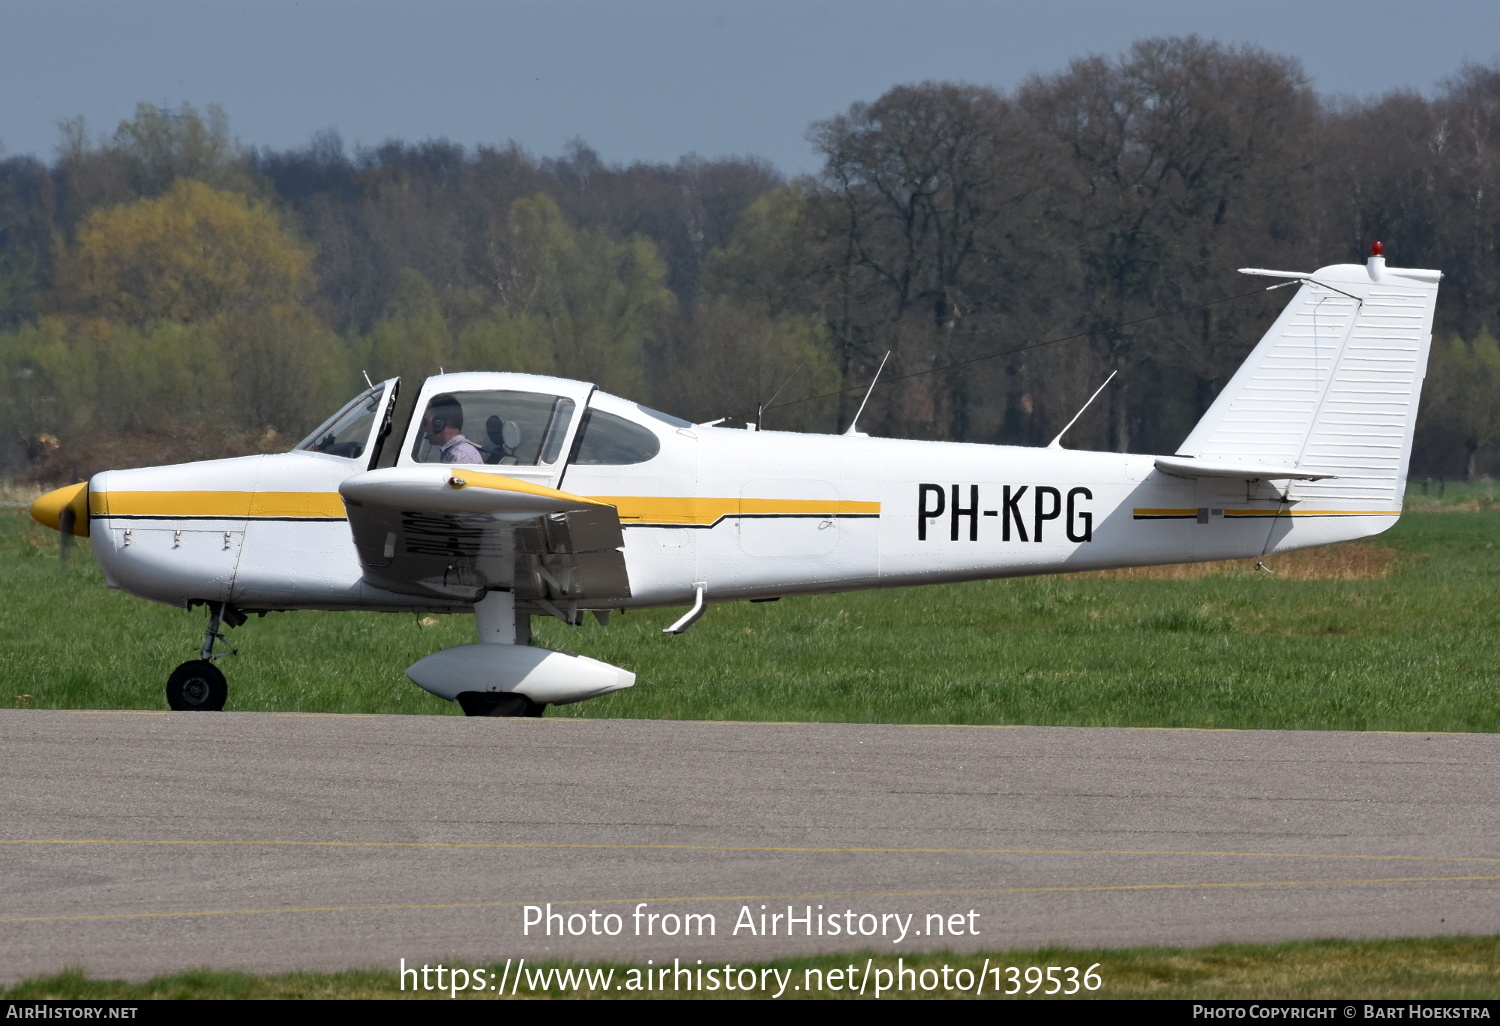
[427,399,460,436]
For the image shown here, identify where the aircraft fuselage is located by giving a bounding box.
[85,425,1397,615]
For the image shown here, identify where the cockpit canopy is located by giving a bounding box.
[293,374,686,468]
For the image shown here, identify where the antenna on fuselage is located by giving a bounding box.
[1047,370,1117,450]
[361,369,374,388]
[843,351,891,437]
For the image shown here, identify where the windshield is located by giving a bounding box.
[295,384,386,459]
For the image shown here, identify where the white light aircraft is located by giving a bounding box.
[30,245,1440,715]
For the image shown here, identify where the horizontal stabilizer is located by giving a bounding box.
[1153,456,1333,481]
[1238,267,1309,280]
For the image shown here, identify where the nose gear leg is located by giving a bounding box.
[167,602,245,711]
[200,601,245,661]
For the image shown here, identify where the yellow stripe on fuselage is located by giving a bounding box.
[1222,509,1401,517]
[594,496,880,526]
[91,491,348,520]
[88,488,879,526]
[1133,507,1401,519]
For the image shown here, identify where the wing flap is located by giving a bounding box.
[544,505,625,554]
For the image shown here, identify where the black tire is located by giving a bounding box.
[166,660,228,711]
[456,691,545,718]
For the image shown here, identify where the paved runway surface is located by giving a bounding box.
[1,709,1497,983]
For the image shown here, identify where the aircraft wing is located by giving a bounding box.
[338,467,630,604]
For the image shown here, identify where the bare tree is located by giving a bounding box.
[1021,36,1319,451]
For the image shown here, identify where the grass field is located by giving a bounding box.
[4,494,1499,731]
[1404,478,1500,512]
[6,938,1499,999]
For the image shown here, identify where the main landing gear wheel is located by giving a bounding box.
[457,691,545,718]
[166,660,228,711]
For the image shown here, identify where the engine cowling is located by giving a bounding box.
[406,644,634,705]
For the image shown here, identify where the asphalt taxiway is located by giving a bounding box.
[1,710,1496,983]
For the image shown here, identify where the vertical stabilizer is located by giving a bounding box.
[1177,245,1441,509]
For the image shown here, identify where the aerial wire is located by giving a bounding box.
[756,355,811,429]
[764,282,1290,414]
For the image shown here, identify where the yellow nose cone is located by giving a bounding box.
[30,482,90,537]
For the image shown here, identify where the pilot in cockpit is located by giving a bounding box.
[420,394,483,464]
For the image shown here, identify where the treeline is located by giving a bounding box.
[3,36,1499,481]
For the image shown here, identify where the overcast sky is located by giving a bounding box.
[3,0,1498,174]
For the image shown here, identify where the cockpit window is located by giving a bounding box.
[294,384,386,459]
[568,409,661,465]
[410,389,575,466]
